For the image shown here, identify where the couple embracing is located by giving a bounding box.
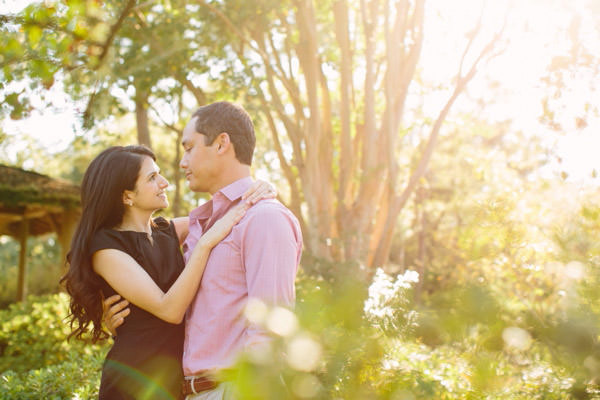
[62,101,303,399]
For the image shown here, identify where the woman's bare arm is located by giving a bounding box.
[94,203,248,324]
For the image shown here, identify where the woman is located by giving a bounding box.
[62,145,273,399]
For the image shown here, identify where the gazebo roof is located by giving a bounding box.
[0,164,81,237]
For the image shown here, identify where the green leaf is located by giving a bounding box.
[27,25,43,48]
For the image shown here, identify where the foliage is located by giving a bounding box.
[1,1,600,399]
[1,0,509,266]
[1,0,217,214]
[228,250,600,399]
[0,293,108,399]
[0,293,108,374]
[2,230,600,399]
[0,353,103,400]
[221,170,600,399]
[0,0,114,119]
[185,0,509,267]
[390,118,553,295]
[0,235,62,308]
[0,185,78,208]
[539,4,600,135]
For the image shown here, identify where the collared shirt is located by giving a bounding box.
[182,176,303,375]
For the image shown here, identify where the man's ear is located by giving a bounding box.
[215,132,231,154]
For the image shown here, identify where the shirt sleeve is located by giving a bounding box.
[239,202,302,348]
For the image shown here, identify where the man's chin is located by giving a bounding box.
[186,181,203,193]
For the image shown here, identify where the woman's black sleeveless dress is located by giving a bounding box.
[89,217,186,400]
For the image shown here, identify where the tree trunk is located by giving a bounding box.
[16,218,28,302]
[56,209,79,274]
[295,0,333,260]
[135,87,152,148]
[333,0,355,261]
[172,128,183,217]
[198,0,502,269]
[415,186,426,302]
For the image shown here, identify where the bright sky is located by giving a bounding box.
[1,0,599,182]
[420,0,600,184]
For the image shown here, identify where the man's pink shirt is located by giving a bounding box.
[182,177,303,375]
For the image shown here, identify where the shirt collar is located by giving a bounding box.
[189,199,212,222]
[218,176,253,202]
[189,176,253,221]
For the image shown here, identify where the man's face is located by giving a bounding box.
[180,117,218,193]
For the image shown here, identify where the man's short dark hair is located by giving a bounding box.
[192,101,256,165]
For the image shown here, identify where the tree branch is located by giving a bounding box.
[148,102,182,136]
[0,15,105,47]
[370,9,506,267]
[82,0,137,126]
[92,0,136,70]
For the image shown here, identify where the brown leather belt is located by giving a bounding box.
[181,374,218,397]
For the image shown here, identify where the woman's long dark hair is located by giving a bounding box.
[61,145,156,342]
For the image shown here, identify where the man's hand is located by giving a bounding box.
[102,294,130,337]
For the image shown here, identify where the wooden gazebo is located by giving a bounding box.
[0,164,80,301]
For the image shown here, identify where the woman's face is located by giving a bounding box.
[126,156,169,211]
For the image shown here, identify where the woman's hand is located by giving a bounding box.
[242,180,277,205]
[195,202,250,251]
[95,205,251,325]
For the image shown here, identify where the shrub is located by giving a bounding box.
[0,293,108,374]
[230,268,598,399]
[0,352,103,400]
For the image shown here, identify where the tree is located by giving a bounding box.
[1,0,133,120]
[1,0,212,213]
[3,0,506,267]
[539,3,600,137]
[193,0,506,267]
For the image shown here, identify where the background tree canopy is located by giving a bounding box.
[1,0,600,398]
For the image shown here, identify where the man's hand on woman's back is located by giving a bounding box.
[102,294,130,336]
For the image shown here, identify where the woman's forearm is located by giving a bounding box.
[151,241,211,323]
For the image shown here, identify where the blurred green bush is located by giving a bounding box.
[0,293,107,399]
[2,204,600,399]
[0,354,103,400]
[228,268,595,400]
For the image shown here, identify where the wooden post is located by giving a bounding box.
[16,218,29,302]
[57,209,79,275]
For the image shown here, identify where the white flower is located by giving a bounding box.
[364,268,419,326]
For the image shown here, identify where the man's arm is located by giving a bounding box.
[102,294,130,336]
[241,204,302,347]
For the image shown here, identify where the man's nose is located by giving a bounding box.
[159,176,169,188]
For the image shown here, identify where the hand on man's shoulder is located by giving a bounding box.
[236,197,303,248]
[243,198,300,227]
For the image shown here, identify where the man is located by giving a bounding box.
[104,101,303,399]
